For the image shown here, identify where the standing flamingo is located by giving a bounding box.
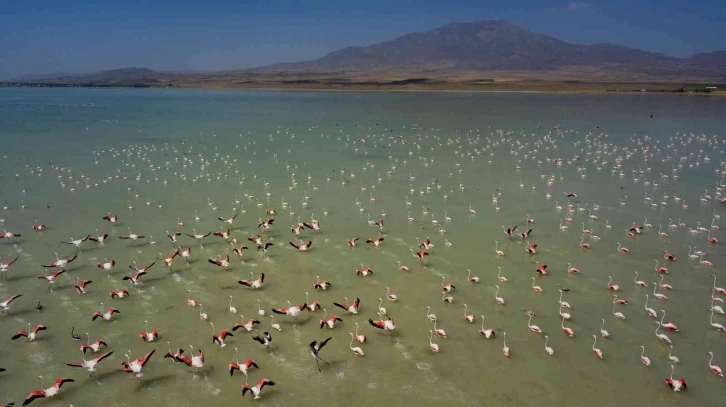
[427,330,439,353]
[544,335,554,356]
[502,332,510,356]
[591,335,603,359]
[639,346,651,366]
[707,351,723,377]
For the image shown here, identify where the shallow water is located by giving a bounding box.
[0,88,725,407]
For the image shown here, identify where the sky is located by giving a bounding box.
[0,0,724,79]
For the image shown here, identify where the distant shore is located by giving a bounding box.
[1,80,724,95]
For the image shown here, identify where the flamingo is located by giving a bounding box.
[0,255,20,278]
[544,335,554,356]
[566,263,579,273]
[229,347,259,377]
[494,241,504,256]
[81,333,107,354]
[479,315,495,338]
[606,276,620,291]
[713,274,726,295]
[119,349,155,379]
[210,323,233,347]
[712,295,725,315]
[497,266,508,282]
[633,271,647,287]
[353,322,367,343]
[467,269,480,283]
[616,243,630,253]
[659,310,678,332]
[333,297,360,315]
[242,378,275,400]
[397,261,409,272]
[502,332,510,356]
[272,300,307,321]
[664,365,687,391]
[348,333,365,356]
[22,377,75,405]
[313,276,332,290]
[65,350,114,377]
[238,272,265,289]
[579,236,590,249]
[591,335,603,359]
[368,313,396,334]
[612,302,625,320]
[91,303,119,321]
[495,285,505,305]
[707,352,723,377]
[119,228,145,243]
[600,319,610,338]
[669,345,680,364]
[432,319,447,338]
[228,296,237,314]
[440,276,455,293]
[252,331,273,352]
[462,304,474,323]
[11,323,47,341]
[710,310,726,331]
[527,314,543,334]
[558,290,571,309]
[208,254,230,268]
[654,260,668,274]
[612,294,628,305]
[37,269,65,292]
[639,346,651,366]
[561,318,574,337]
[655,322,672,343]
[410,248,429,263]
[41,253,76,269]
[139,320,159,342]
[304,293,319,312]
[199,303,208,320]
[427,330,439,353]
[233,316,261,332]
[110,289,129,299]
[531,277,543,293]
[187,229,211,248]
[652,283,668,300]
[559,303,570,320]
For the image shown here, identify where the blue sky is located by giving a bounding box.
[0,0,723,79]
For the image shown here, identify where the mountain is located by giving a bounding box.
[4,20,725,87]
[258,20,725,80]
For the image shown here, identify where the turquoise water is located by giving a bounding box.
[0,88,725,406]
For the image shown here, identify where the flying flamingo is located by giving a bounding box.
[242,378,275,400]
[664,365,687,391]
[118,228,145,243]
[65,350,114,377]
[37,269,65,292]
[591,335,603,359]
[210,323,233,347]
[208,254,230,268]
[707,351,723,377]
[369,312,396,334]
[11,323,47,341]
[97,259,115,275]
[0,255,20,278]
[333,297,360,315]
[187,229,211,248]
[91,303,119,321]
[139,320,159,342]
[272,300,307,321]
[0,294,23,314]
[229,347,259,377]
[119,349,155,379]
[233,316,261,332]
[410,248,429,263]
[238,272,265,289]
[110,289,129,299]
[22,377,74,405]
[102,214,118,223]
[42,253,76,268]
[81,333,107,354]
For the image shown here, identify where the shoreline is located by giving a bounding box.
[1,81,724,95]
